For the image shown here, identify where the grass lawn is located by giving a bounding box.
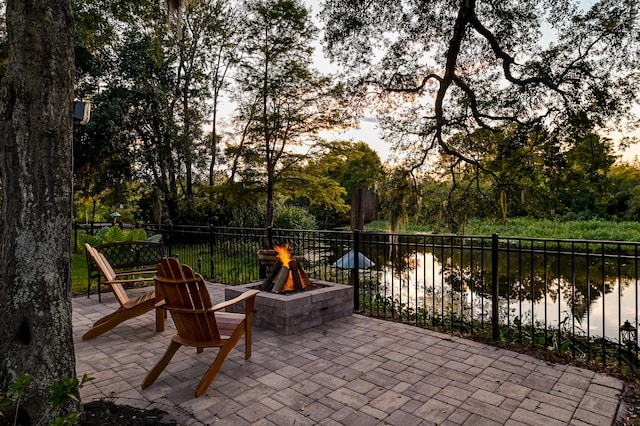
[366,217,640,242]
[72,252,89,296]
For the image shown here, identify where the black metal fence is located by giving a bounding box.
[76,223,640,370]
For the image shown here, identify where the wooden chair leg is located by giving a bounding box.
[195,326,246,397]
[141,340,182,389]
[82,308,129,340]
[245,316,252,359]
[83,299,155,340]
[155,307,165,332]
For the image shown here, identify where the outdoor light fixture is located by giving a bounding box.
[333,250,375,270]
[333,250,375,285]
[111,211,121,224]
[333,249,374,309]
[620,320,637,351]
[73,100,91,125]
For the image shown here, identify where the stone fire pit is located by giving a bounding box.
[224,280,353,335]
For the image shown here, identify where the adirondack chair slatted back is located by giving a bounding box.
[85,243,130,306]
[155,258,221,342]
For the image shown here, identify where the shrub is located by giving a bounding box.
[77,226,160,251]
[228,204,317,230]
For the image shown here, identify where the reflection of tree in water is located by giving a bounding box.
[444,249,630,318]
[373,243,638,338]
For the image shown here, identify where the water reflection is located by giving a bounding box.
[365,247,639,343]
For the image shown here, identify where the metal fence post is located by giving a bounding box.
[353,229,360,311]
[492,233,499,341]
[209,224,215,278]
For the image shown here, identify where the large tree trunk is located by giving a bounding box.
[0,0,78,424]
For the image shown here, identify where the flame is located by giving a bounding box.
[274,244,296,292]
[274,244,292,265]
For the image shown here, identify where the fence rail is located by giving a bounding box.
[76,223,640,370]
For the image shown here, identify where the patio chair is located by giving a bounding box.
[82,244,160,340]
[141,257,259,397]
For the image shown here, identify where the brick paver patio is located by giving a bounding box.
[74,283,627,425]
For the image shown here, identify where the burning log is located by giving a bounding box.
[261,259,282,291]
[298,263,312,288]
[258,249,279,278]
[258,244,315,293]
[272,265,290,293]
[289,259,304,291]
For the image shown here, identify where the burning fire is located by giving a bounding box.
[274,244,292,265]
[274,244,304,292]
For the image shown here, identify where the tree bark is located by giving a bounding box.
[0,0,78,424]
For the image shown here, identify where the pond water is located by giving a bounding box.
[365,248,639,344]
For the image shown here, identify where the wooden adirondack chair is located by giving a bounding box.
[141,257,259,397]
[83,244,161,340]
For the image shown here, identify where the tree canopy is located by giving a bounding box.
[320,0,640,176]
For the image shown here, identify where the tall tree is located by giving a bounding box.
[321,0,640,186]
[79,0,219,222]
[556,131,618,217]
[207,1,241,186]
[230,0,346,228]
[0,0,78,423]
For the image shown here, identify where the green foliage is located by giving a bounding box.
[311,141,382,203]
[321,0,639,162]
[463,217,640,242]
[0,374,92,426]
[273,205,316,230]
[228,203,316,230]
[76,225,159,251]
[321,0,639,232]
[228,206,265,229]
[606,162,640,221]
[68,0,640,231]
[300,140,381,227]
[366,217,640,243]
[72,0,231,223]
[378,168,420,233]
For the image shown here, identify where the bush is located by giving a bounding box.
[227,204,317,229]
[77,226,160,251]
[273,205,316,230]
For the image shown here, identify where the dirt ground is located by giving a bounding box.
[79,401,177,426]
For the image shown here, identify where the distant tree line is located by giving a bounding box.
[396,128,640,233]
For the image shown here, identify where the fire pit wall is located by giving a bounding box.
[224,281,353,335]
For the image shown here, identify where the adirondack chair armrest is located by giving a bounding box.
[154,276,203,285]
[210,289,259,312]
[161,289,259,314]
